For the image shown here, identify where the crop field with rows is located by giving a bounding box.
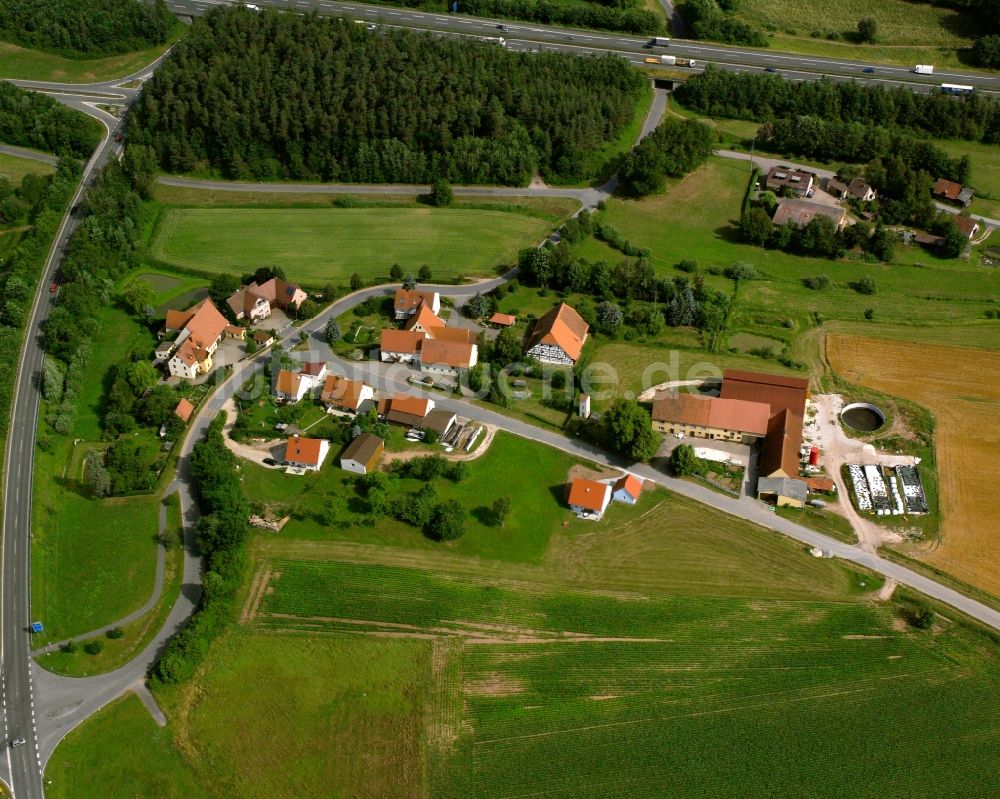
[256,558,1000,799]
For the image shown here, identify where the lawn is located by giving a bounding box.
[934,138,1000,220]
[248,553,1000,799]
[238,432,599,563]
[0,25,184,82]
[45,693,204,799]
[0,151,55,186]
[148,203,572,285]
[31,305,161,644]
[578,156,1000,328]
[154,631,430,799]
[725,0,979,69]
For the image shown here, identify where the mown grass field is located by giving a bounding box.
[148,203,570,284]
[246,553,1000,799]
[828,333,1000,598]
[31,305,161,644]
[0,25,184,82]
[0,151,54,186]
[238,432,610,563]
[45,693,204,799]
[726,0,978,69]
[577,157,1000,328]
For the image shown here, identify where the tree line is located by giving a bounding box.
[0,0,174,57]
[0,83,101,158]
[129,7,645,185]
[152,416,250,684]
[675,67,1000,145]
[0,158,80,446]
[682,0,767,46]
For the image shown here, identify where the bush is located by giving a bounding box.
[425,499,466,541]
[802,275,830,290]
[63,640,78,654]
[852,276,877,295]
[107,626,124,640]
[84,640,104,655]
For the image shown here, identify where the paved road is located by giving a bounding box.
[0,53,174,797]
[0,146,59,167]
[165,0,1000,95]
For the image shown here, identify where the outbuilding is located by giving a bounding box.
[340,433,384,475]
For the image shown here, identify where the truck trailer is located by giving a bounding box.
[914,64,934,75]
[651,37,670,46]
[645,55,696,66]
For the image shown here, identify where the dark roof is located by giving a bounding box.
[757,476,808,502]
[422,409,457,434]
[341,432,384,466]
[772,199,845,229]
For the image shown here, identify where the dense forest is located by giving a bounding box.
[681,0,767,46]
[676,67,1000,144]
[129,8,645,185]
[0,83,102,158]
[618,117,716,196]
[458,0,661,35]
[0,0,175,57]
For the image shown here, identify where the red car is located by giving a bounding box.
[114,132,123,143]
[49,282,58,294]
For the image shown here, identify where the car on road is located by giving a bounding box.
[10,737,25,748]
[366,23,376,30]
[765,66,778,73]
[497,24,508,31]
[862,67,875,73]
[49,282,58,294]
[114,132,123,142]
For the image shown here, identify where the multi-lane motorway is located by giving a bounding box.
[1,2,999,797]
[166,0,1000,94]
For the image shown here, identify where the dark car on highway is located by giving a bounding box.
[863,67,875,73]
[765,66,777,73]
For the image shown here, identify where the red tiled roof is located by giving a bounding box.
[527,303,589,362]
[567,478,610,512]
[301,362,326,376]
[428,326,476,344]
[321,375,368,410]
[720,370,809,420]
[275,370,302,396]
[954,215,979,238]
[380,395,432,418]
[404,303,445,331]
[933,178,962,200]
[805,476,835,492]
[174,398,194,422]
[613,474,643,499]
[651,392,769,437]
[284,436,326,467]
[420,338,476,368]
[490,313,516,326]
[380,329,425,355]
[394,289,437,312]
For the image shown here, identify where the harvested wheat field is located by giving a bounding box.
[827,332,1000,595]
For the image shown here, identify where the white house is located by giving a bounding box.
[274,368,324,402]
[567,478,612,519]
[612,475,643,505]
[394,289,440,320]
[284,436,330,472]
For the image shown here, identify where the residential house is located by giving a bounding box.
[274,366,325,403]
[253,329,275,348]
[284,435,330,471]
[422,409,457,438]
[612,475,643,505]
[847,178,877,202]
[340,433,384,475]
[651,391,770,443]
[954,215,980,240]
[300,362,328,380]
[489,312,516,327]
[394,289,440,320]
[771,199,847,230]
[377,395,435,427]
[174,398,194,423]
[227,278,308,321]
[567,478,611,519]
[419,339,478,376]
[404,303,446,334]
[932,178,974,208]
[379,329,426,363]
[756,476,808,507]
[765,166,814,198]
[526,303,589,366]
[825,177,849,198]
[161,298,234,380]
[320,375,374,414]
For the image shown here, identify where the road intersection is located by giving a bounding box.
[1,4,999,797]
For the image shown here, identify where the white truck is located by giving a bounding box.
[645,55,696,67]
[914,64,934,75]
[651,37,671,46]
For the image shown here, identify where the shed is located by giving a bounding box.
[757,476,808,508]
[340,433,384,475]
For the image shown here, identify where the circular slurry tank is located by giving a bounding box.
[841,402,886,433]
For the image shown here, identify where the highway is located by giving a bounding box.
[165,0,1000,95]
[0,2,998,796]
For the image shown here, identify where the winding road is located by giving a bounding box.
[1,3,999,797]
